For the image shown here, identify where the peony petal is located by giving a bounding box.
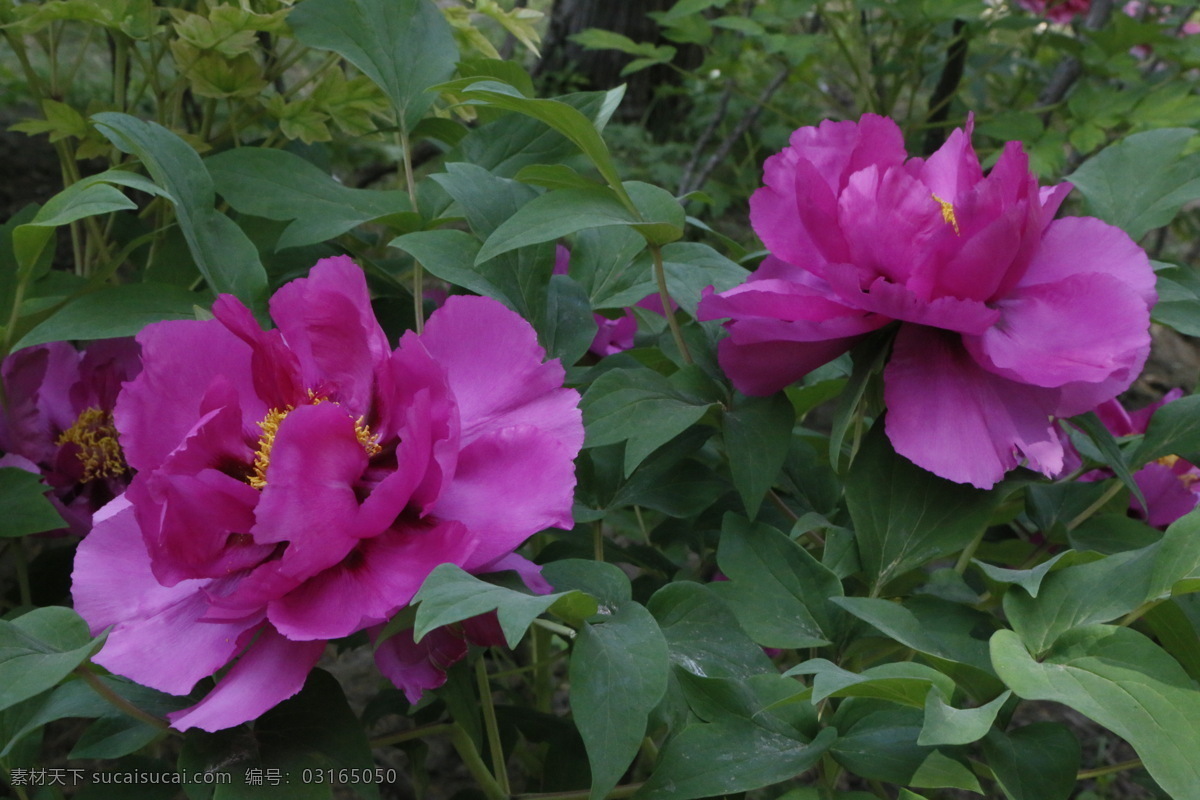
[371,624,468,704]
[967,272,1151,389]
[913,120,983,205]
[435,425,578,568]
[268,256,390,413]
[715,335,865,397]
[1018,217,1156,306]
[212,295,305,410]
[825,271,1001,334]
[883,326,1063,489]
[1133,462,1200,528]
[267,518,478,640]
[417,296,583,454]
[167,626,325,732]
[117,320,262,473]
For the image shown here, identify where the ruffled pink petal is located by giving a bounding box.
[0,343,79,463]
[73,497,264,695]
[715,335,866,397]
[590,311,637,356]
[372,624,468,704]
[913,119,983,205]
[167,626,325,732]
[1095,398,1137,437]
[267,518,478,640]
[212,295,305,410]
[73,337,141,412]
[1018,217,1156,306]
[435,425,578,569]
[417,296,583,454]
[883,326,1063,489]
[1133,462,1200,528]
[117,320,263,473]
[268,256,391,413]
[967,272,1151,389]
[825,271,1000,335]
[251,403,367,580]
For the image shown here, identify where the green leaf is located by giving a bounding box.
[723,393,794,518]
[581,365,720,475]
[13,186,134,277]
[1133,392,1200,466]
[1143,599,1200,682]
[647,582,773,679]
[206,148,414,250]
[540,273,596,366]
[1152,263,1200,337]
[1070,411,1145,509]
[571,601,669,800]
[657,242,749,316]
[1067,127,1200,240]
[637,723,835,800]
[982,723,1080,800]
[971,551,1081,599]
[0,607,97,713]
[476,186,638,264]
[786,660,956,708]
[543,559,632,610]
[91,113,267,304]
[441,79,629,204]
[846,423,1002,591]
[567,226,649,310]
[0,468,65,537]
[991,625,1200,800]
[917,689,1010,746]
[712,514,844,648]
[411,564,585,648]
[14,283,204,350]
[830,701,976,790]
[289,0,456,133]
[1003,509,1200,654]
[831,596,996,675]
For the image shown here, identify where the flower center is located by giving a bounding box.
[932,193,960,235]
[56,407,126,482]
[248,393,382,490]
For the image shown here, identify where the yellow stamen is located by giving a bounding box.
[1158,454,1181,469]
[56,407,126,482]
[248,396,381,490]
[932,193,960,235]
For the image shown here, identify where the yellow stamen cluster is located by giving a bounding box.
[248,395,381,490]
[56,407,126,482]
[932,193,960,235]
[1158,454,1181,469]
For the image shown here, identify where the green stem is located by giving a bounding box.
[532,618,576,640]
[1067,480,1125,530]
[399,127,425,334]
[1077,757,1143,780]
[448,723,508,800]
[532,624,552,713]
[649,244,691,364]
[370,722,454,748]
[593,520,604,561]
[1119,598,1164,628]
[954,528,986,574]
[78,665,171,731]
[475,658,511,796]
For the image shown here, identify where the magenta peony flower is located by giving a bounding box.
[697,115,1154,489]
[0,338,140,535]
[1016,0,1092,23]
[71,256,583,731]
[1090,390,1200,527]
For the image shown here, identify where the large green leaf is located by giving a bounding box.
[785,660,955,708]
[581,365,721,475]
[846,424,1002,591]
[655,242,749,317]
[411,564,592,648]
[0,468,65,538]
[91,113,267,304]
[289,0,456,132]
[571,601,669,800]
[565,226,649,309]
[722,393,794,518]
[1003,509,1200,654]
[13,283,203,349]
[1067,127,1200,240]
[1153,263,1200,337]
[1133,392,1200,465]
[206,148,413,250]
[917,689,1010,747]
[647,582,773,680]
[0,607,97,713]
[982,724,1080,800]
[711,514,844,648]
[992,626,1200,800]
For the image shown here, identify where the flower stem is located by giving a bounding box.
[1077,757,1143,780]
[954,529,986,574]
[399,127,424,335]
[650,245,691,365]
[370,722,455,749]
[1067,480,1125,530]
[593,520,604,562]
[448,722,508,800]
[77,665,171,731]
[475,658,512,797]
[532,618,576,640]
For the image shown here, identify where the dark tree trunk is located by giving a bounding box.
[534,0,702,140]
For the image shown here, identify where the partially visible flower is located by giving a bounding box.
[1089,390,1200,527]
[554,245,669,357]
[698,114,1154,489]
[72,256,583,731]
[1016,0,1091,23]
[0,338,140,535]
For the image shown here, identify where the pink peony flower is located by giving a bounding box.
[0,338,140,535]
[71,256,583,731]
[1091,390,1200,528]
[697,115,1154,489]
[1016,0,1092,23]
